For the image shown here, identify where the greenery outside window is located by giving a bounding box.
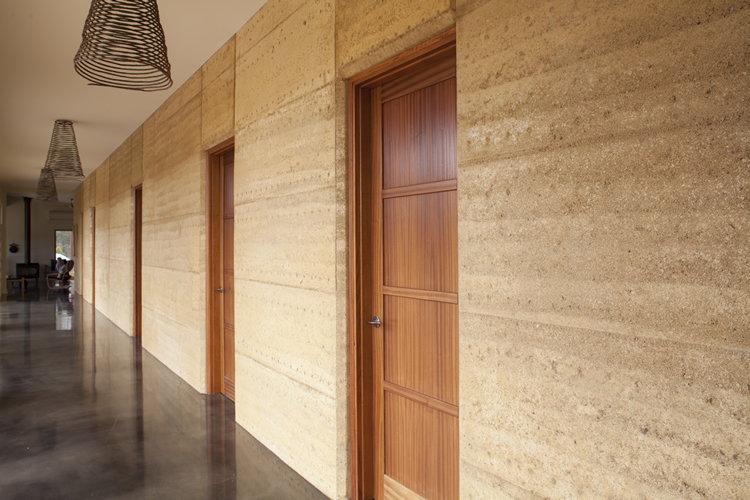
[55,230,73,261]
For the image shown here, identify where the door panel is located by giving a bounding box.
[223,159,234,214]
[383,192,458,293]
[223,218,235,273]
[384,393,459,499]
[382,78,457,190]
[383,296,457,405]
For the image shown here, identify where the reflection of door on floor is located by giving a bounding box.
[208,145,235,402]
[357,35,459,500]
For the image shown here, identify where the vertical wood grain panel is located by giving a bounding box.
[384,296,458,405]
[223,218,234,272]
[224,325,235,391]
[382,78,457,190]
[222,155,234,215]
[383,191,458,293]
[223,273,234,329]
[384,392,458,499]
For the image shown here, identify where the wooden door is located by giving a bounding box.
[207,141,236,401]
[91,207,96,306]
[371,53,458,499]
[134,186,142,337]
[221,151,235,400]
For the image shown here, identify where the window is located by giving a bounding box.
[55,230,72,260]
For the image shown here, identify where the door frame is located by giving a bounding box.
[347,28,456,500]
[206,137,235,395]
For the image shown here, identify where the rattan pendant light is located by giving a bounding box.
[74,0,173,92]
[45,120,85,181]
[36,167,58,202]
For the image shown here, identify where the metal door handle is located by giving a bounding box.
[367,316,381,328]
[216,287,223,293]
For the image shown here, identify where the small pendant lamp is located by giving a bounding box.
[74,0,173,92]
[36,167,58,202]
[45,120,85,181]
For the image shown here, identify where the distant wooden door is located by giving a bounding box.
[92,207,96,306]
[371,57,458,498]
[221,151,235,400]
[208,144,236,401]
[134,186,142,337]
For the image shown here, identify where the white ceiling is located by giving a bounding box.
[0,0,267,201]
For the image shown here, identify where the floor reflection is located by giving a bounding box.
[0,293,327,499]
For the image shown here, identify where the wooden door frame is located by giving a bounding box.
[206,137,235,395]
[347,28,457,500]
[134,185,143,338]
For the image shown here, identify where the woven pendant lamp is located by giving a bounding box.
[45,120,85,181]
[36,167,58,202]
[74,0,172,92]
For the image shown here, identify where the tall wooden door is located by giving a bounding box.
[221,151,235,400]
[91,207,96,306]
[371,56,458,499]
[208,142,236,401]
[134,186,142,337]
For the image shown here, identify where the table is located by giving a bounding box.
[6,277,25,299]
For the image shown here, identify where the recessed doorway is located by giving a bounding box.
[349,29,459,500]
[207,139,236,401]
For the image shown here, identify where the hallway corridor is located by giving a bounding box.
[0,291,326,500]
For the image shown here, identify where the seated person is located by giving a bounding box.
[51,258,70,282]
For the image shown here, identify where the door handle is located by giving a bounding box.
[367,316,381,328]
[216,287,223,293]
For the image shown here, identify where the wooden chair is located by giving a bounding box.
[46,273,71,291]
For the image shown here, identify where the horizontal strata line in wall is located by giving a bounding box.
[462,309,750,356]
[235,79,336,129]
[234,2,305,59]
[457,112,745,168]
[461,460,537,495]
[143,264,201,274]
[383,285,458,304]
[383,381,458,417]
[238,351,335,399]
[382,179,457,199]
[141,305,196,332]
[143,211,205,225]
[237,277,335,295]
[235,185,335,209]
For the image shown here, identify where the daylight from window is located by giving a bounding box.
[55,230,72,260]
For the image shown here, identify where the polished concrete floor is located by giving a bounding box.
[0,288,327,500]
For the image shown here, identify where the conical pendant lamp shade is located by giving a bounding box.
[74,0,172,92]
[45,120,85,181]
[36,167,58,202]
